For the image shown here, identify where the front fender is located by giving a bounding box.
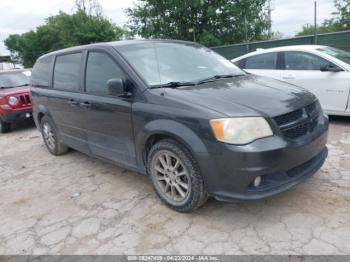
[135,119,209,174]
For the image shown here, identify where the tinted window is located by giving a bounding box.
[117,43,244,86]
[284,52,330,70]
[53,53,82,91]
[85,52,124,95]
[245,53,278,69]
[0,72,29,89]
[233,60,245,69]
[31,56,52,87]
[318,47,350,65]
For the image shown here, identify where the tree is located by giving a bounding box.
[296,0,350,36]
[5,0,130,67]
[296,21,344,36]
[126,0,271,46]
[334,0,350,29]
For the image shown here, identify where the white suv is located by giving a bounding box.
[232,45,350,116]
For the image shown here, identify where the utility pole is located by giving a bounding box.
[314,1,318,44]
[244,15,249,53]
[268,0,272,38]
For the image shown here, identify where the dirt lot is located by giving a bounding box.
[0,117,350,255]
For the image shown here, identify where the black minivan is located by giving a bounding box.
[31,40,329,212]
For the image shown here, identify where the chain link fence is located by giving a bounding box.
[211,31,350,60]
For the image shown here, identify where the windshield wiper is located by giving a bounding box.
[14,84,30,87]
[150,81,196,89]
[196,74,243,85]
[0,84,29,89]
[149,74,244,89]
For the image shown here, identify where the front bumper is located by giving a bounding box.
[1,109,33,123]
[197,116,329,201]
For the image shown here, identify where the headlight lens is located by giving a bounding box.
[210,117,273,145]
[8,96,19,106]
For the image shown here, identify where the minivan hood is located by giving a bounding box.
[163,75,316,118]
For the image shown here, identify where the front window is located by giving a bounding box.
[117,42,245,86]
[0,72,30,89]
[284,52,330,71]
[85,52,125,95]
[317,47,350,65]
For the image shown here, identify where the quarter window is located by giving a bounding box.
[284,52,330,70]
[244,53,278,70]
[53,53,82,91]
[85,52,125,95]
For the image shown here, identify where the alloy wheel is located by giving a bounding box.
[151,150,191,204]
[42,122,56,151]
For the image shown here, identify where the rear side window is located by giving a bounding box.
[53,53,82,91]
[85,52,125,95]
[284,52,330,71]
[244,53,278,70]
[31,56,52,88]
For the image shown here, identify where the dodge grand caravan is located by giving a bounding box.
[31,40,329,212]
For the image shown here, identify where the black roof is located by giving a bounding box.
[38,39,198,60]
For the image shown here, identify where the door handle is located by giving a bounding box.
[80,101,91,108]
[68,99,79,106]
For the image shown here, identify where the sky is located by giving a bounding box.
[0,0,337,55]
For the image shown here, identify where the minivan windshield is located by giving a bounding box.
[0,72,30,89]
[317,47,350,65]
[117,42,245,87]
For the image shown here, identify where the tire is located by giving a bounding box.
[0,119,11,133]
[40,116,68,155]
[147,139,208,212]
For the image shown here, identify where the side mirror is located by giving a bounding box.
[320,64,343,72]
[107,78,125,96]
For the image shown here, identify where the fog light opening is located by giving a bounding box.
[254,176,262,188]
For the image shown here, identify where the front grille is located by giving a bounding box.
[283,122,308,139]
[274,109,303,126]
[25,95,31,104]
[18,94,31,105]
[273,102,320,139]
[20,95,26,104]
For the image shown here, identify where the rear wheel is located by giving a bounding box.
[40,116,68,155]
[147,139,208,212]
[0,119,11,133]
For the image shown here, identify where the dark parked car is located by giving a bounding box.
[31,40,329,212]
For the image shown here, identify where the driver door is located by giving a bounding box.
[80,50,137,169]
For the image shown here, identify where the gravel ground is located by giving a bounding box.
[0,117,349,255]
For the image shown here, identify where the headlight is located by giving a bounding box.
[8,96,19,106]
[210,117,273,145]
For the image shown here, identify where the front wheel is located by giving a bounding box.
[40,116,68,156]
[147,139,208,212]
[0,119,11,133]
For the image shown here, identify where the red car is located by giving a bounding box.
[0,69,32,133]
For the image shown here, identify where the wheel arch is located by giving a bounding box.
[34,105,54,128]
[136,119,209,174]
